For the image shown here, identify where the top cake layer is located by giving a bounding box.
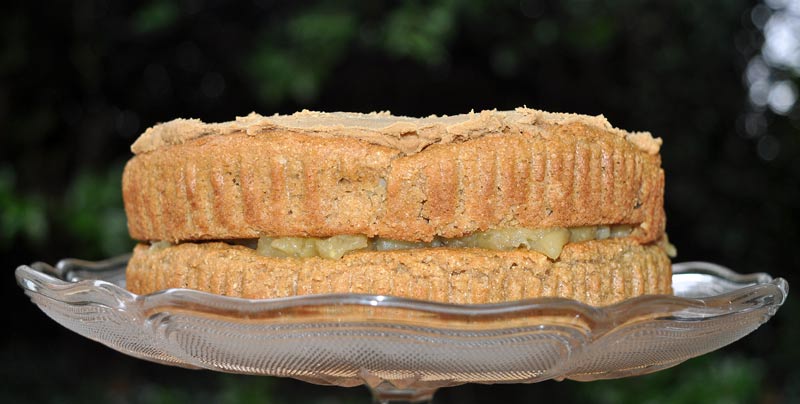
[122,107,665,244]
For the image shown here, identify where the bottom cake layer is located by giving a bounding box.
[126,238,671,306]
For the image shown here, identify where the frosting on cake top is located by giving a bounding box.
[131,107,662,155]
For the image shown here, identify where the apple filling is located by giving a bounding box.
[149,225,649,260]
[252,225,635,260]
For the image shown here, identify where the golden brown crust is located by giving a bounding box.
[122,121,665,243]
[126,239,672,306]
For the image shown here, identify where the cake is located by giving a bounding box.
[122,107,672,305]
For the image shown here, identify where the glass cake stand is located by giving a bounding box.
[16,257,788,403]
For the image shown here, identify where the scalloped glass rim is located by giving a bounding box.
[17,257,787,319]
[15,257,789,396]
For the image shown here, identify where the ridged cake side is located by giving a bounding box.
[126,239,672,306]
[122,122,665,243]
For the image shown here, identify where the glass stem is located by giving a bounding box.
[368,385,437,404]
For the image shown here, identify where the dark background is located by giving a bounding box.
[3,0,799,402]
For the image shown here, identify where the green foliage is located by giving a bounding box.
[563,16,617,52]
[0,163,131,258]
[578,354,765,404]
[383,0,459,65]
[0,166,47,245]
[246,8,357,105]
[217,375,275,404]
[287,11,357,62]
[133,384,194,404]
[133,0,180,34]
[0,12,28,75]
[61,164,133,258]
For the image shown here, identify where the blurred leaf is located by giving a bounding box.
[218,375,274,404]
[0,165,47,246]
[133,0,179,34]
[61,163,133,258]
[578,354,764,404]
[288,11,356,62]
[533,19,559,46]
[246,45,298,105]
[0,12,28,75]
[246,8,357,105]
[383,0,458,65]
[134,384,192,404]
[564,16,617,52]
